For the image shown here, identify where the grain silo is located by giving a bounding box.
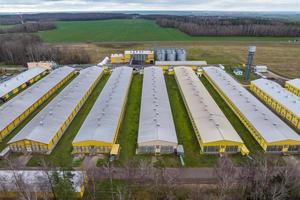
[166,49,176,61]
[176,48,187,61]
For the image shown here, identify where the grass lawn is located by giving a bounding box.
[0,74,77,152]
[116,74,181,168]
[117,74,142,163]
[38,19,300,43]
[165,75,218,167]
[27,74,110,168]
[200,76,263,163]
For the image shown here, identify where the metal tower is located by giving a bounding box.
[245,46,256,81]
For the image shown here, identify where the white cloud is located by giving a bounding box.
[0,0,299,12]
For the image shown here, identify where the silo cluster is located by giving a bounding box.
[155,48,186,61]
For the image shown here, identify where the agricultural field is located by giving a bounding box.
[64,41,300,79]
[38,19,300,43]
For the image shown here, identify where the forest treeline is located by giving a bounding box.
[144,15,300,37]
[0,34,90,65]
[0,13,136,25]
[0,22,56,34]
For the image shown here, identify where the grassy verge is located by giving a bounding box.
[117,74,143,163]
[200,76,263,164]
[165,75,218,167]
[117,74,181,168]
[27,74,110,168]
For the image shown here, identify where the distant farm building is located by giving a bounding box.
[233,68,243,76]
[27,61,57,70]
[111,50,154,64]
[254,65,268,73]
[155,61,207,70]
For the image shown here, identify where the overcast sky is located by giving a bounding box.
[0,0,299,13]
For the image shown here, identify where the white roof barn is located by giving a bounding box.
[0,66,75,137]
[175,67,244,144]
[72,66,133,146]
[8,66,104,152]
[203,66,300,144]
[0,67,47,98]
[251,78,300,117]
[138,67,178,148]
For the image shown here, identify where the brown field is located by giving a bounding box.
[56,41,300,79]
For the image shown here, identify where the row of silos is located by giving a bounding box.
[155,48,187,61]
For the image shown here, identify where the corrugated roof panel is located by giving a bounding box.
[138,67,178,146]
[251,79,300,117]
[155,61,207,66]
[175,67,243,144]
[72,66,133,144]
[8,66,104,145]
[0,67,47,98]
[0,66,75,134]
[203,66,300,143]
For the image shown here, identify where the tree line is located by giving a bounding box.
[148,15,300,37]
[0,13,136,25]
[0,33,90,65]
[0,153,299,199]
[0,22,56,34]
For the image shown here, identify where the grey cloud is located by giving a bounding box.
[0,0,299,12]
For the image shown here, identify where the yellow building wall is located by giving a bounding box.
[250,83,300,131]
[174,73,249,155]
[285,82,300,97]
[1,70,48,101]
[0,72,75,140]
[72,73,132,154]
[205,72,300,153]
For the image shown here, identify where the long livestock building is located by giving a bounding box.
[0,67,48,102]
[72,66,133,155]
[8,66,104,154]
[203,67,300,153]
[175,67,248,155]
[251,79,300,130]
[0,67,75,140]
[137,67,178,154]
[285,79,300,97]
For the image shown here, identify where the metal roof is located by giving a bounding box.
[125,50,153,54]
[9,66,104,145]
[0,170,85,193]
[251,79,300,117]
[138,67,178,146]
[0,67,46,98]
[73,66,133,144]
[175,67,243,144]
[286,78,300,90]
[0,66,75,133]
[203,67,300,143]
[155,61,207,66]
